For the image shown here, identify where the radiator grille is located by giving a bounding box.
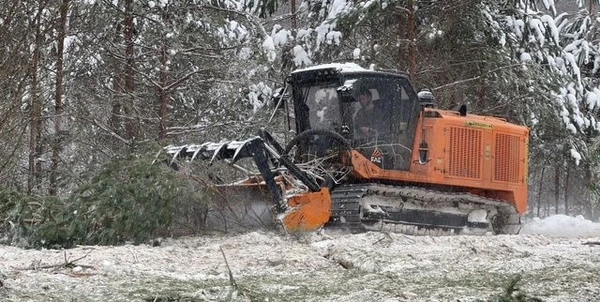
[448,127,482,179]
[494,133,521,183]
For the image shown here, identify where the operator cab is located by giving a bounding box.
[289,63,421,171]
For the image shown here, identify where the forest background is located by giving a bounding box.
[0,0,599,247]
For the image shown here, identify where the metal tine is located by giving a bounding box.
[167,145,183,164]
[167,137,264,164]
[164,144,183,155]
[227,137,255,150]
[165,144,198,158]
[191,142,211,161]
[232,137,260,163]
[209,142,228,164]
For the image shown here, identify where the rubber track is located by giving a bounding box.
[326,183,521,235]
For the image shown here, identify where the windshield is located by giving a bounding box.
[298,84,341,132]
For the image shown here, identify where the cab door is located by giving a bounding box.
[346,75,419,171]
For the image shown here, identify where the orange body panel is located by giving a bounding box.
[283,188,332,231]
[352,108,529,214]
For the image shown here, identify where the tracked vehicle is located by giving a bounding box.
[167,63,528,235]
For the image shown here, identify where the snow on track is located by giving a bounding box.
[0,216,599,302]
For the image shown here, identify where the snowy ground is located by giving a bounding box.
[1,215,599,302]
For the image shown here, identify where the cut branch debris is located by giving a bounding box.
[18,249,94,271]
[220,245,237,289]
[583,241,600,246]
